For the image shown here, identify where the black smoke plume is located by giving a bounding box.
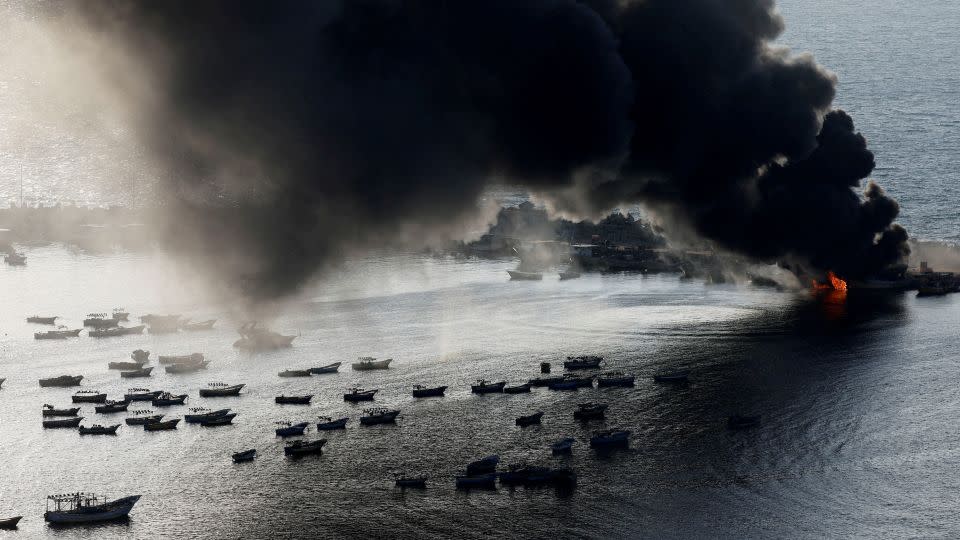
[73,0,907,298]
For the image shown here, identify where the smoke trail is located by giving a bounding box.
[71,0,907,298]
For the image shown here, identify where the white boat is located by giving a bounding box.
[352,357,392,370]
[44,493,140,524]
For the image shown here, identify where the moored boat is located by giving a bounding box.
[516,411,544,426]
[182,319,216,331]
[78,424,120,435]
[597,372,636,387]
[158,353,204,365]
[165,361,210,374]
[343,388,378,402]
[564,355,603,370]
[120,366,154,378]
[547,380,579,391]
[94,400,130,414]
[308,362,341,374]
[125,411,163,425]
[507,270,543,281]
[359,408,400,425]
[653,370,690,384]
[232,449,256,463]
[276,395,313,405]
[71,390,105,403]
[42,404,81,417]
[199,383,244,397]
[144,418,180,431]
[124,388,161,401]
[44,493,139,524]
[551,437,576,455]
[284,439,326,457]
[412,385,447,398]
[275,421,310,437]
[352,357,392,370]
[34,328,82,340]
[316,416,349,430]
[589,429,630,448]
[233,322,296,350]
[456,473,497,489]
[152,392,187,406]
[43,417,83,429]
[527,376,563,387]
[727,414,761,430]
[558,270,582,280]
[395,474,427,488]
[466,455,500,475]
[503,383,531,394]
[108,361,141,370]
[278,369,311,378]
[0,515,22,529]
[111,308,129,321]
[573,402,608,420]
[140,313,181,325]
[83,314,119,328]
[89,325,145,338]
[27,315,58,324]
[471,380,506,394]
[184,408,230,423]
[200,413,237,426]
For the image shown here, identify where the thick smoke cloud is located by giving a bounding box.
[75,0,907,298]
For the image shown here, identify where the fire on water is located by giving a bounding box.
[812,271,848,292]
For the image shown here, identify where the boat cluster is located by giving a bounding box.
[29,310,216,340]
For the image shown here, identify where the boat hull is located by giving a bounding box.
[43,417,83,428]
[199,384,244,397]
[471,382,506,394]
[0,516,21,529]
[44,496,140,524]
[120,367,153,378]
[278,370,311,377]
[275,395,313,404]
[344,391,377,402]
[43,407,81,417]
[40,376,83,388]
[359,411,400,425]
[412,386,447,398]
[351,359,392,370]
[316,418,348,430]
[308,362,341,374]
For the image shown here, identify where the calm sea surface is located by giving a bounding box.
[1,1,960,538]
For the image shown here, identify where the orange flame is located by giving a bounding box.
[812,271,848,291]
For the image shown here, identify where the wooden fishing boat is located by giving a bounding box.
[42,405,80,417]
[120,366,154,378]
[158,353,204,365]
[284,439,326,457]
[0,515,22,529]
[27,315,58,324]
[506,270,543,281]
[275,421,310,437]
[111,308,129,321]
[573,402,608,420]
[466,455,500,475]
[308,362,341,374]
[233,322,296,350]
[151,392,187,406]
[503,383,531,394]
[199,383,244,397]
[182,319,216,331]
[200,413,237,426]
[527,376,563,387]
[394,474,427,488]
[278,369,311,377]
[40,375,83,388]
[44,493,139,524]
[124,389,161,401]
[108,361,141,370]
[34,328,82,340]
[597,372,636,387]
[71,390,105,403]
[343,388,378,402]
[165,361,210,374]
[184,408,231,423]
[232,449,256,463]
[78,424,120,435]
[125,412,163,426]
[359,408,400,425]
[516,411,544,426]
[94,400,130,414]
[352,357,392,370]
[275,395,313,405]
[43,417,83,429]
[471,380,506,394]
[83,315,119,328]
[558,270,582,280]
[89,325,145,338]
[455,473,497,489]
[144,418,180,431]
[316,416,349,430]
[551,437,576,455]
[589,429,630,448]
[564,355,603,370]
[140,313,181,325]
[412,385,447,398]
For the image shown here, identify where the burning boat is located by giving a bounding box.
[233,322,296,350]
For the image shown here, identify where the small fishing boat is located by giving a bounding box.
[140,313,181,325]
[40,375,83,388]
[108,361,141,370]
[394,474,427,488]
[278,369,311,378]
[111,308,130,321]
[165,361,210,374]
[124,388,161,401]
[558,270,582,280]
[78,424,120,435]
[352,357,392,370]
[597,372,636,387]
[44,493,140,524]
[516,411,544,426]
[43,417,83,429]
[200,413,237,426]
[275,421,310,437]
[71,390,105,403]
[182,319,216,331]
[199,383,244,397]
[360,408,400,425]
[308,362,342,374]
[0,515,22,529]
[275,395,313,405]
[42,404,81,417]
[144,418,180,431]
[152,392,187,406]
[653,370,690,384]
[316,416,349,430]
[343,388,378,402]
[233,322,297,350]
[284,439,326,457]
[547,380,580,391]
[466,455,500,475]
[412,385,447,398]
[589,429,630,448]
[125,412,163,426]
[83,314,119,328]
[120,366,154,378]
[184,408,231,423]
[94,400,130,414]
[455,473,497,489]
[573,402,608,420]
[471,380,506,394]
[564,355,603,370]
[551,437,576,455]
[727,414,761,430]
[27,315,58,324]
[89,325,145,338]
[232,449,256,463]
[506,270,543,281]
[527,376,563,387]
[131,349,150,363]
[4,252,26,266]
[503,383,531,394]
[158,353,204,365]
[34,328,82,340]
